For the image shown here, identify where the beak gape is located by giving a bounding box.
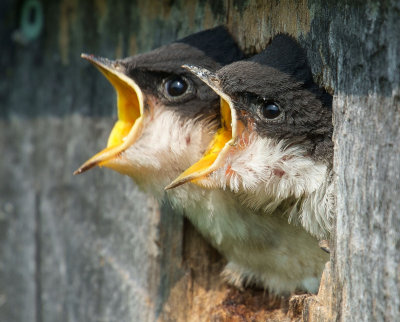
[74,54,144,175]
[165,65,244,190]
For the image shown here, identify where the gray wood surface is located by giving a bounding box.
[1,0,399,321]
[331,2,400,320]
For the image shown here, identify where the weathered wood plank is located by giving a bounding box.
[331,2,400,319]
[0,119,38,322]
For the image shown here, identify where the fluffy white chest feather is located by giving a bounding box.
[199,134,334,239]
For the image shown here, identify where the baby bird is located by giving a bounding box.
[166,34,333,293]
[74,26,243,200]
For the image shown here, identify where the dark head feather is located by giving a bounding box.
[215,34,333,163]
[120,26,244,74]
[252,34,313,85]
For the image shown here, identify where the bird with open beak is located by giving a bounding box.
[74,27,244,199]
[166,34,333,293]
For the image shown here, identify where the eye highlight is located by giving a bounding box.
[165,76,188,97]
[260,102,281,119]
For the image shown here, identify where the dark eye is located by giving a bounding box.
[261,102,281,119]
[165,76,188,97]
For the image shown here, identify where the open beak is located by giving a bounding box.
[165,65,244,190]
[74,54,144,175]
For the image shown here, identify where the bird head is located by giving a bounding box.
[166,34,333,205]
[74,27,243,197]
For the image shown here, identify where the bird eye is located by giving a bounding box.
[261,102,281,119]
[165,76,188,97]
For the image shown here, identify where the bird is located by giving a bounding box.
[165,34,333,293]
[74,26,244,202]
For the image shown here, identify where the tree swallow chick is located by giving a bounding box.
[74,26,244,201]
[166,34,333,293]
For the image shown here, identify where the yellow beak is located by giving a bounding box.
[74,54,144,175]
[165,65,243,190]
